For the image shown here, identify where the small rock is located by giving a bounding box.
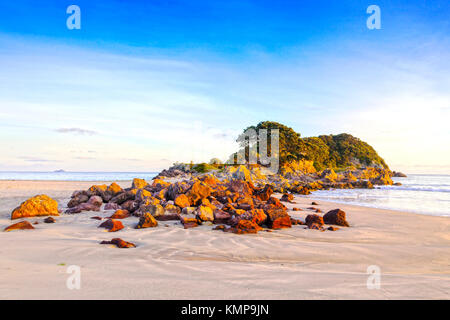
[100,238,136,248]
[4,221,35,232]
[109,209,130,219]
[98,219,124,232]
[323,209,349,227]
[136,213,158,229]
[305,214,324,228]
[44,217,56,223]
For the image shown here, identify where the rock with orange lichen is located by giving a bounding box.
[225,220,262,234]
[264,206,291,229]
[98,219,124,232]
[151,178,171,189]
[132,178,148,189]
[109,209,130,219]
[107,182,123,195]
[136,213,158,229]
[195,205,214,222]
[100,238,136,248]
[4,220,35,232]
[186,181,211,206]
[11,195,59,220]
[253,184,273,201]
[174,194,190,208]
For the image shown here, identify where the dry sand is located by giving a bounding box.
[0,180,449,299]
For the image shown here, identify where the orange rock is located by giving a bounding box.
[136,213,158,229]
[151,179,170,189]
[100,238,136,248]
[107,182,123,195]
[132,178,148,189]
[11,195,59,220]
[109,209,130,219]
[174,194,190,208]
[187,181,211,206]
[305,214,324,228]
[280,193,294,202]
[98,219,124,232]
[292,207,302,211]
[226,220,262,234]
[4,221,35,232]
[195,205,214,222]
[253,184,273,201]
[88,184,108,193]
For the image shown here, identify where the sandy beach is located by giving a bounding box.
[0,180,449,300]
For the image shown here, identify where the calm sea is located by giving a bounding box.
[309,174,450,217]
[1,172,448,217]
[0,171,158,181]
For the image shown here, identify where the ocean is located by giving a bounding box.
[1,172,448,217]
[0,171,158,181]
[309,174,450,217]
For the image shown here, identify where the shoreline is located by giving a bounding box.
[0,179,448,218]
[0,180,449,299]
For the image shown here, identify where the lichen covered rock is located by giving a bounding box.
[11,195,59,220]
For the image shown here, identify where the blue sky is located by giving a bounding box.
[0,1,449,172]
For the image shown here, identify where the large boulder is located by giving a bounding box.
[323,209,349,227]
[11,195,59,220]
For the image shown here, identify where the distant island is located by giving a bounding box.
[54,169,65,173]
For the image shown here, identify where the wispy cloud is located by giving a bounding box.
[55,128,98,136]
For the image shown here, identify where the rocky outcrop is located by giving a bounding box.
[11,195,59,220]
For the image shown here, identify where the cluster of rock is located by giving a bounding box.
[155,163,403,195]
[5,163,403,247]
[61,171,350,235]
